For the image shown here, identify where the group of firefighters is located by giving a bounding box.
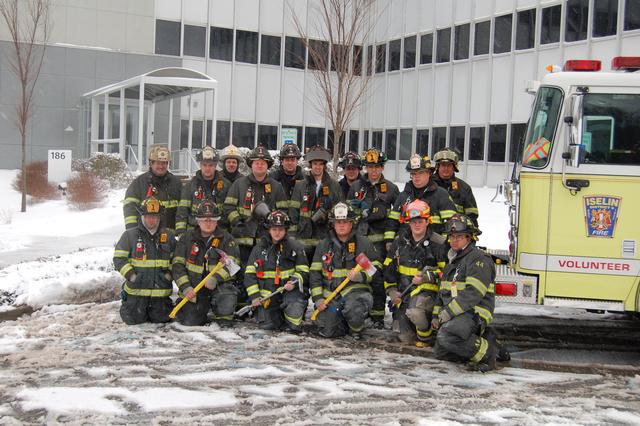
[114,141,502,372]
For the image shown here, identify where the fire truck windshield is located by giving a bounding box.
[581,93,640,165]
[522,87,563,168]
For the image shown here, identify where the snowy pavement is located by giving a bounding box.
[1,302,639,424]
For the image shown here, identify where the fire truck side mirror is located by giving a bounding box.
[565,93,585,168]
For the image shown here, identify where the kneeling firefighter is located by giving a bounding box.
[310,203,382,339]
[114,196,176,325]
[384,199,447,345]
[244,210,310,332]
[171,200,241,326]
[432,214,497,372]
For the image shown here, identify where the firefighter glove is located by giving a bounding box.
[385,242,393,253]
[183,286,197,303]
[126,272,137,283]
[204,275,218,290]
[438,308,453,325]
[347,270,365,283]
[164,271,173,282]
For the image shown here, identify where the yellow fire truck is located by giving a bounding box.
[495,57,640,314]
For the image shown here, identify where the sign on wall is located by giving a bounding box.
[281,128,298,146]
[48,150,72,183]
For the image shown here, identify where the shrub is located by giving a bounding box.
[11,161,60,201]
[73,153,133,189]
[66,170,110,210]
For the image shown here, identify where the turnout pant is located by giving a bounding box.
[254,289,307,331]
[120,294,172,325]
[176,282,238,326]
[433,311,491,364]
[369,241,387,323]
[316,290,373,337]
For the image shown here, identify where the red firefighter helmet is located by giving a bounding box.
[402,199,431,223]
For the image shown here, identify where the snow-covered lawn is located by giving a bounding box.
[1,169,639,424]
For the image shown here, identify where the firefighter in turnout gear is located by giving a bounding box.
[172,200,240,326]
[175,146,231,238]
[114,196,176,325]
[244,210,310,332]
[289,145,343,259]
[347,148,399,328]
[270,143,305,202]
[123,144,182,230]
[432,149,479,226]
[310,203,381,339]
[224,145,288,308]
[431,214,497,372]
[224,145,288,263]
[384,200,447,345]
[386,154,457,241]
[338,151,365,198]
[220,144,244,184]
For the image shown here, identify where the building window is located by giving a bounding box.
[233,122,255,148]
[283,125,303,149]
[348,130,360,152]
[469,126,485,160]
[372,130,383,149]
[516,9,536,50]
[155,19,181,56]
[353,45,363,75]
[399,129,413,160]
[566,0,589,42]
[210,27,233,61]
[308,39,329,70]
[364,130,370,148]
[432,127,446,156]
[285,36,305,69]
[388,39,401,71]
[474,20,490,55]
[489,124,507,162]
[327,130,345,154]
[454,24,470,60]
[180,120,203,149]
[385,129,397,160]
[420,33,433,64]
[416,129,429,156]
[403,36,416,69]
[235,30,258,64]
[305,127,325,149]
[261,34,281,66]
[216,120,230,149]
[376,44,386,73]
[494,14,512,54]
[593,0,618,37]
[436,27,451,63]
[625,0,640,30]
[510,123,527,163]
[183,25,205,57]
[366,45,373,75]
[331,44,346,71]
[541,5,562,44]
[258,125,278,150]
[449,126,465,160]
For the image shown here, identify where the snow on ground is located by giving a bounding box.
[1,302,639,424]
[1,169,639,423]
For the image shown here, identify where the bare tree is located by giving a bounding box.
[0,0,51,212]
[289,0,381,174]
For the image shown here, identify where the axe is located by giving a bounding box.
[169,250,238,318]
[310,253,376,321]
[234,278,299,318]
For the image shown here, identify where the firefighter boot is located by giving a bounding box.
[467,337,497,373]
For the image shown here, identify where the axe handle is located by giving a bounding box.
[234,284,288,317]
[310,264,363,321]
[169,261,225,318]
